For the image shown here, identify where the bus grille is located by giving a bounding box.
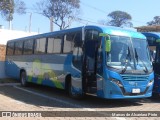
[121,75,149,81]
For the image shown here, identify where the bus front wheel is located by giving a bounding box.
[20,71,28,87]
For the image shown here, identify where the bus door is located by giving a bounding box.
[152,43,160,92]
[82,30,101,94]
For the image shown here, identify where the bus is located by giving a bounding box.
[142,32,160,95]
[5,25,154,99]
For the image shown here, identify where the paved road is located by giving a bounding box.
[0,83,160,120]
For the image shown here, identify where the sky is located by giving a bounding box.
[0,0,160,33]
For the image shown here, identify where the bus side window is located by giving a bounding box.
[63,34,74,53]
[47,36,62,54]
[150,50,156,62]
[23,39,34,55]
[6,42,15,55]
[146,37,157,62]
[147,36,156,46]
[15,41,23,55]
[34,38,46,54]
[156,47,160,63]
[72,32,83,69]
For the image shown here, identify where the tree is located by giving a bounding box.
[35,0,80,30]
[0,0,26,28]
[147,16,160,26]
[107,10,133,27]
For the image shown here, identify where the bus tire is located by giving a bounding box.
[68,81,84,99]
[20,71,28,87]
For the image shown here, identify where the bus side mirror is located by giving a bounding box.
[105,37,111,52]
[99,33,111,52]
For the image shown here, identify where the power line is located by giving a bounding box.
[81,1,147,25]
[81,2,107,14]
[76,17,99,24]
[27,2,147,28]
[75,17,105,26]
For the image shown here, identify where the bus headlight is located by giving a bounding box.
[110,78,123,87]
[147,79,154,87]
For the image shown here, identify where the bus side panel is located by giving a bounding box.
[5,54,66,89]
[5,56,25,79]
[97,77,105,97]
[27,54,67,89]
[64,54,83,94]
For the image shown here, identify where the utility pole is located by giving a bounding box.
[9,20,12,30]
[50,17,53,32]
[29,13,32,33]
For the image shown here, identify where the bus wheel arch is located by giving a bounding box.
[20,69,28,87]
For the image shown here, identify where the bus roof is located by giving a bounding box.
[85,25,146,39]
[7,25,146,43]
[106,27,145,39]
[142,32,160,39]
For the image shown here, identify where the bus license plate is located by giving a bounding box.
[132,89,140,93]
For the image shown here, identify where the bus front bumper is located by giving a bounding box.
[101,80,153,99]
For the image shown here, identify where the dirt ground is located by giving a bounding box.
[0,79,160,120]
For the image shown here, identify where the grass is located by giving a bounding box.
[0,78,19,83]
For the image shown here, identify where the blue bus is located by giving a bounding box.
[142,32,160,95]
[5,25,154,99]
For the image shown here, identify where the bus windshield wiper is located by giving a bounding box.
[121,47,131,73]
[135,48,148,73]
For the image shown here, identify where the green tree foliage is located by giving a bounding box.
[0,0,26,21]
[147,16,160,26]
[107,11,133,27]
[36,0,80,30]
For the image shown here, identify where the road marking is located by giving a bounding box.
[13,85,82,108]
[0,83,20,86]
[14,85,126,120]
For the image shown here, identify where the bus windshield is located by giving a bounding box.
[106,35,152,74]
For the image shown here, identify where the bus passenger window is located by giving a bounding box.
[149,46,156,62]
[72,32,83,69]
[23,40,34,55]
[73,47,82,69]
[63,34,74,53]
[47,36,62,54]
[34,38,46,54]
[150,50,156,62]
[85,30,99,41]
[15,41,23,55]
[6,42,14,55]
[147,37,156,46]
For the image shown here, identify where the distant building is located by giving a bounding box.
[0,44,6,61]
[0,28,38,78]
[135,25,160,32]
[0,28,38,45]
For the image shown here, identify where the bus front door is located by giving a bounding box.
[83,40,98,94]
[153,44,160,94]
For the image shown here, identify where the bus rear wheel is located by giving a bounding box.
[20,71,28,87]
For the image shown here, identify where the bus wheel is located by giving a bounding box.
[20,71,28,87]
[68,81,84,99]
